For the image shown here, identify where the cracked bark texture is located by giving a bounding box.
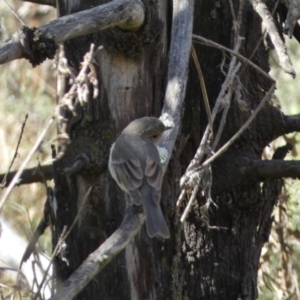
[51,1,299,299]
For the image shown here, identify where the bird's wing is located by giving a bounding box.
[112,157,144,191]
[111,157,144,205]
[145,157,163,205]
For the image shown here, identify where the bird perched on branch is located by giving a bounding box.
[109,117,171,238]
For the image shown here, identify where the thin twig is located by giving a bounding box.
[200,83,276,169]
[212,100,230,150]
[178,34,271,218]
[180,39,242,188]
[64,187,92,240]
[179,83,275,218]
[191,46,213,133]
[2,0,25,25]
[32,226,67,300]
[210,62,241,150]
[180,183,200,222]
[0,116,55,212]
[1,113,28,187]
[228,0,236,21]
[32,187,92,300]
[192,34,274,82]
[176,189,186,207]
[19,0,56,6]
[232,0,246,43]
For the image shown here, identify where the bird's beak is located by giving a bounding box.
[164,125,173,131]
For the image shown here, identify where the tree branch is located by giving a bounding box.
[248,159,300,181]
[252,0,295,77]
[284,113,300,133]
[282,0,300,38]
[20,0,56,7]
[192,34,274,82]
[0,164,53,187]
[48,204,145,300]
[0,117,55,213]
[159,0,194,171]
[21,188,52,262]
[180,38,243,190]
[277,2,300,43]
[0,0,145,65]
[200,83,275,169]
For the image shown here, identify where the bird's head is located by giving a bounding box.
[124,117,172,144]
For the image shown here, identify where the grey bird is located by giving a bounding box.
[108,117,171,238]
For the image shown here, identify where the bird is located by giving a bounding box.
[108,117,171,238]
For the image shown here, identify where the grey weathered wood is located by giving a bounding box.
[252,0,295,77]
[46,0,194,299]
[0,0,145,65]
[48,205,145,300]
[159,0,194,171]
[20,0,56,6]
[0,34,24,65]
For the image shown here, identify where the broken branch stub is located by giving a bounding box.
[0,0,145,65]
[252,0,296,77]
[283,0,300,38]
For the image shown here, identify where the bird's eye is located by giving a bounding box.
[152,135,158,139]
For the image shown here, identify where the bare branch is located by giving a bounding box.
[19,0,56,7]
[191,46,212,133]
[252,0,295,77]
[21,192,51,262]
[0,216,52,298]
[32,188,92,300]
[178,82,275,219]
[200,83,276,169]
[180,183,200,222]
[248,159,300,180]
[0,164,53,187]
[180,37,243,189]
[1,114,28,187]
[2,0,26,25]
[0,117,55,212]
[159,0,194,171]
[48,204,145,300]
[193,34,274,82]
[0,0,145,65]
[283,0,300,38]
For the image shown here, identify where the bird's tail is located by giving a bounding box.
[142,191,170,238]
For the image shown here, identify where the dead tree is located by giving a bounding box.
[1,0,300,299]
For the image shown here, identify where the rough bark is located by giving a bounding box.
[52,0,171,299]
[49,1,300,300]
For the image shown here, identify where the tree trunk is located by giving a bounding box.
[51,1,292,299]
